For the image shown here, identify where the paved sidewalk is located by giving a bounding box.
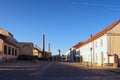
[79,63,120,74]
[109,68,120,73]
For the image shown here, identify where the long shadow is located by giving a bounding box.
[42,62,112,77]
[0,62,42,79]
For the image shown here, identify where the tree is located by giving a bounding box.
[58,49,61,61]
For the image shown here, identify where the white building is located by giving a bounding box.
[74,20,120,67]
[65,48,77,62]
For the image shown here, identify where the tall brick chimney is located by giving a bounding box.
[48,43,50,52]
[42,34,45,57]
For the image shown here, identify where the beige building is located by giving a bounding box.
[33,47,52,59]
[0,28,36,61]
[0,29,19,61]
[19,42,34,56]
[33,47,42,58]
[0,28,52,61]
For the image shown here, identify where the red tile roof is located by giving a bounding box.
[74,19,120,49]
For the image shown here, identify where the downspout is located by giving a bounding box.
[92,41,95,65]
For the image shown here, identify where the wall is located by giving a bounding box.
[108,23,120,66]
[0,39,3,52]
[2,41,19,60]
[93,35,108,65]
[19,42,33,56]
[0,39,3,61]
[78,34,108,66]
[33,49,39,56]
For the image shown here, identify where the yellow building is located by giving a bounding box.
[0,28,52,61]
[0,28,35,61]
[0,29,19,61]
[33,47,42,58]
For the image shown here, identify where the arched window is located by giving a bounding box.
[4,45,7,54]
[15,49,17,56]
[8,47,11,55]
[12,48,14,55]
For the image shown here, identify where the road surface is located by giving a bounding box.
[0,62,120,80]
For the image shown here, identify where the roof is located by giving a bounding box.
[33,47,42,53]
[0,34,19,48]
[73,42,84,49]
[0,28,14,37]
[0,34,7,39]
[74,19,120,49]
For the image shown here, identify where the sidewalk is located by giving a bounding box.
[79,62,118,68]
[79,63,120,74]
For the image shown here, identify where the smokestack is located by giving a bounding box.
[48,43,50,52]
[42,34,45,55]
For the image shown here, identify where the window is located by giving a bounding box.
[15,49,17,56]
[4,45,7,54]
[96,53,98,61]
[100,39,103,47]
[8,47,11,55]
[95,41,97,48]
[12,48,14,55]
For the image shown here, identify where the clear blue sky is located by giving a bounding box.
[0,0,120,55]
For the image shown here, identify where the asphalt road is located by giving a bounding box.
[0,62,120,80]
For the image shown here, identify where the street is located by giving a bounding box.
[0,62,120,80]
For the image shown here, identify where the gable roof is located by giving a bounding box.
[74,19,120,49]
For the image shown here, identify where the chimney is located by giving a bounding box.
[48,43,50,52]
[90,34,92,38]
[42,34,45,55]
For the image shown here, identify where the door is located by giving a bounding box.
[0,51,2,61]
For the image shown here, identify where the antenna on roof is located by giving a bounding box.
[90,34,93,38]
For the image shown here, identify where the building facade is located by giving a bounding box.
[0,29,37,61]
[19,42,34,56]
[33,47,42,58]
[67,20,120,67]
[0,29,19,61]
[0,28,53,61]
[65,48,77,62]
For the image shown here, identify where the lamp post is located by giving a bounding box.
[90,47,92,67]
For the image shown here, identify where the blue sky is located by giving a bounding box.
[0,0,120,55]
